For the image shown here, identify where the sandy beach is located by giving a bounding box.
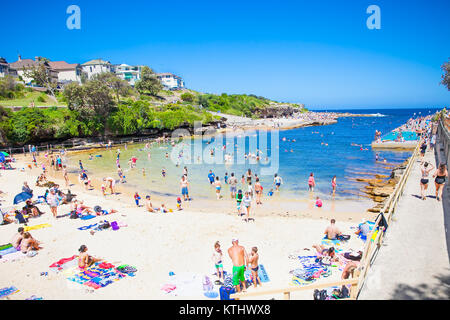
[0,153,373,300]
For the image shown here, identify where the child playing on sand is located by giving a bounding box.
[134,192,141,206]
[268,188,274,197]
[176,197,183,211]
[212,241,224,284]
[315,196,323,208]
[236,189,243,216]
[248,247,261,287]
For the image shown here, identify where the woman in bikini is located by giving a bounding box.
[214,176,222,200]
[420,161,434,200]
[78,245,102,269]
[433,163,448,201]
[254,178,262,204]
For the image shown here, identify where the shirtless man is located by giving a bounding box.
[11,227,25,250]
[20,232,41,255]
[324,219,342,240]
[145,195,160,212]
[78,245,102,269]
[248,247,262,287]
[228,238,249,293]
[103,177,115,194]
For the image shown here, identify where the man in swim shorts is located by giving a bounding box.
[228,238,248,293]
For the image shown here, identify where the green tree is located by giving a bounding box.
[23,58,57,97]
[135,66,163,96]
[180,92,195,102]
[441,59,450,91]
[93,72,131,102]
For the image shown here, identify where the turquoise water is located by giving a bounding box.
[382,131,418,141]
[66,108,439,201]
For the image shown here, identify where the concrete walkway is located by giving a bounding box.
[359,148,450,299]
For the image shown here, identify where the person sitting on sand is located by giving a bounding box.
[78,245,103,269]
[145,195,160,213]
[20,232,41,256]
[22,182,33,195]
[355,219,371,238]
[228,238,249,293]
[248,247,262,288]
[312,245,338,263]
[23,199,43,217]
[11,227,25,250]
[315,196,323,208]
[324,219,342,240]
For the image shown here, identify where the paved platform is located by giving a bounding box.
[359,148,450,300]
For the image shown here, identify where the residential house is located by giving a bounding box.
[156,73,185,89]
[0,57,16,78]
[81,59,112,79]
[9,55,58,84]
[114,64,143,86]
[48,61,84,84]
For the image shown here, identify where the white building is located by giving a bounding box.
[9,55,58,84]
[81,59,112,79]
[48,61,83,84]
[114,64,142,86]
[156,73,185,89]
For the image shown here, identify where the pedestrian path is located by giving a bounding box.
[359,149,450,299]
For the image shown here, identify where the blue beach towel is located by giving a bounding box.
[80,215,96,220]
[0,246,19,256]
[0,286,19,299]
[78,223,98,231]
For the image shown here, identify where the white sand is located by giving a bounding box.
[0,156,368,300]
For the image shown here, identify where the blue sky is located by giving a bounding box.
[1,0,449,109]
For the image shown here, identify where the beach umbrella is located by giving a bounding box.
[1,151,9,156]
[13,192,33,205]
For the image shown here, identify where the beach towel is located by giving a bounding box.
[321,239,343,252]
[0,286,19,299]
[24,223,51,232]
[1,251,25,263]
[0,243,12,251]
[243,264,270,283]
[161,284,177,293]
[66,262,128,289]
[49,255,78,272]
[78,223,98,231]
[0,246,19,256]
[80,215,96,220]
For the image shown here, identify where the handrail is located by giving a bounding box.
[230,278,359,300]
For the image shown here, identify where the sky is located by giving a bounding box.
[1,0,449,109]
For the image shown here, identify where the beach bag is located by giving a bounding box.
[376,212,388,231]
[110,221,119,231]
[337,234,350,241]
[219,285,235,300]
[313,289,328,300]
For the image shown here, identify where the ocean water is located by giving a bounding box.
[66,108,439,200]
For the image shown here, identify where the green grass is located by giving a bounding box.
[0,91,66,107]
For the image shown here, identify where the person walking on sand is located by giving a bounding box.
[214,176,222,199]
[273,173,283,191]
[420,161,434,200]
[47,188,59,218]
[331,175,337,196]
[254,178,262,204]
[308,173,315,192]
[433,163,448,201]
[212,241,224,284]
[180,175,190,201]
[229,173,238,199]
[228,239,249,293]
[62,165,69,187]
[248,247,261,288]
[242,191,252,222]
